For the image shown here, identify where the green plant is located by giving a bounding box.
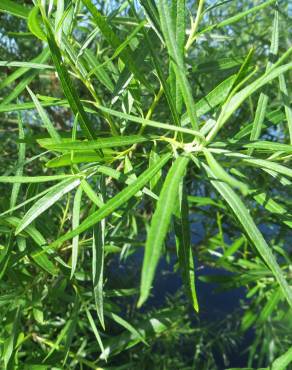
[0,0,291,369]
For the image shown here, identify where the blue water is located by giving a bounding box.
[108,242,252,369]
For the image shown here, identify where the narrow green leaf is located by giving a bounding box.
[55,0,64,43]
[81,180,104,208]
[203,163,292,309]
[10,114,26,209]
[258,288,282,323]
[63,296,79,363]
[4,216,59,275]
[169,0,185,115]
[0,61,51,69]
[28,6,46,40]
[279,73,292,144]
[92,222,105,330]
[88,20,146,77]
[271,347,292,370]
[43,16,100,146]
[15,177,81,234]
[225,153,292,179]
[85,308,106,359]
[0,48,50,91]
[203,149,248,193]
[3,307,21,369]
[83,49,114,92]
[143,29,180,127]
[94,104,204,139]
[82,0,150,89]
[193,57,243,73]
[1,70,38,105]
[45,151,113,168]
[0,175,80,183]
[158,0,199,129]
[200,0,276,34]
[111,38,150,104]
[100,311,173,359]
[207,62,292,142]
[139,0,162,39]
[216,0,276,28]
[244,141,292,152]
[249,8,279,146]
[174,182,199,312]
[183,74,236,126]
[105,311,147,345]
[70,187,83,279]
[49,153,171,249]
[138,155,190,307]
[38,135,158,151]
[0,0,30,19]
[27,87,61,141]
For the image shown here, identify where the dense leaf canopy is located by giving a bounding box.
[0,0,291,369]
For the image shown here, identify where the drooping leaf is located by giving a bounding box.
[203,163,292,309]
[27,87,60,141]
[92,220,105,329]
[10,114,26,209]
[15,177,81,234]
[138,155,190,307]
[42,15,101,146]
[70,186,83,279]
[158,0,199,130]
[174,182,199,312]
[49,153,171,249]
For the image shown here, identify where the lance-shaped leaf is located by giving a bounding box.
[15,177,81,234]
[206,62,292,142]
[82,0,150,89]
[249,8,279,151]
[0,174,80,183]
[224,153,292,179]
[0,0,30,19]
[85,308,106,359]
[0,48,49,106]
[138,155,190,307]
[174,182,199,312]
[100,310,176,359]
[10,114,25,209]
[244,141,292,152]
[92,219,105,329]
[158,0,199,129]
[94,104,204,139]
[200,0,276,34]
[5,216,59,275]
[271,347,292,370]
[105,311,147,346]
[169,0,185,115]
[42,15,101,149]
[0,48,50,91]
[3,307,21,369]
[203,148,248,194]
[38,135,158,151]
[49,153,171,249]
[181,74,236,126]
[203,163,292,309]
[279,73,292,144]
[27,87,60,141]
[70,186,83,279]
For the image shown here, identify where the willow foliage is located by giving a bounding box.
[0,0,291,369]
